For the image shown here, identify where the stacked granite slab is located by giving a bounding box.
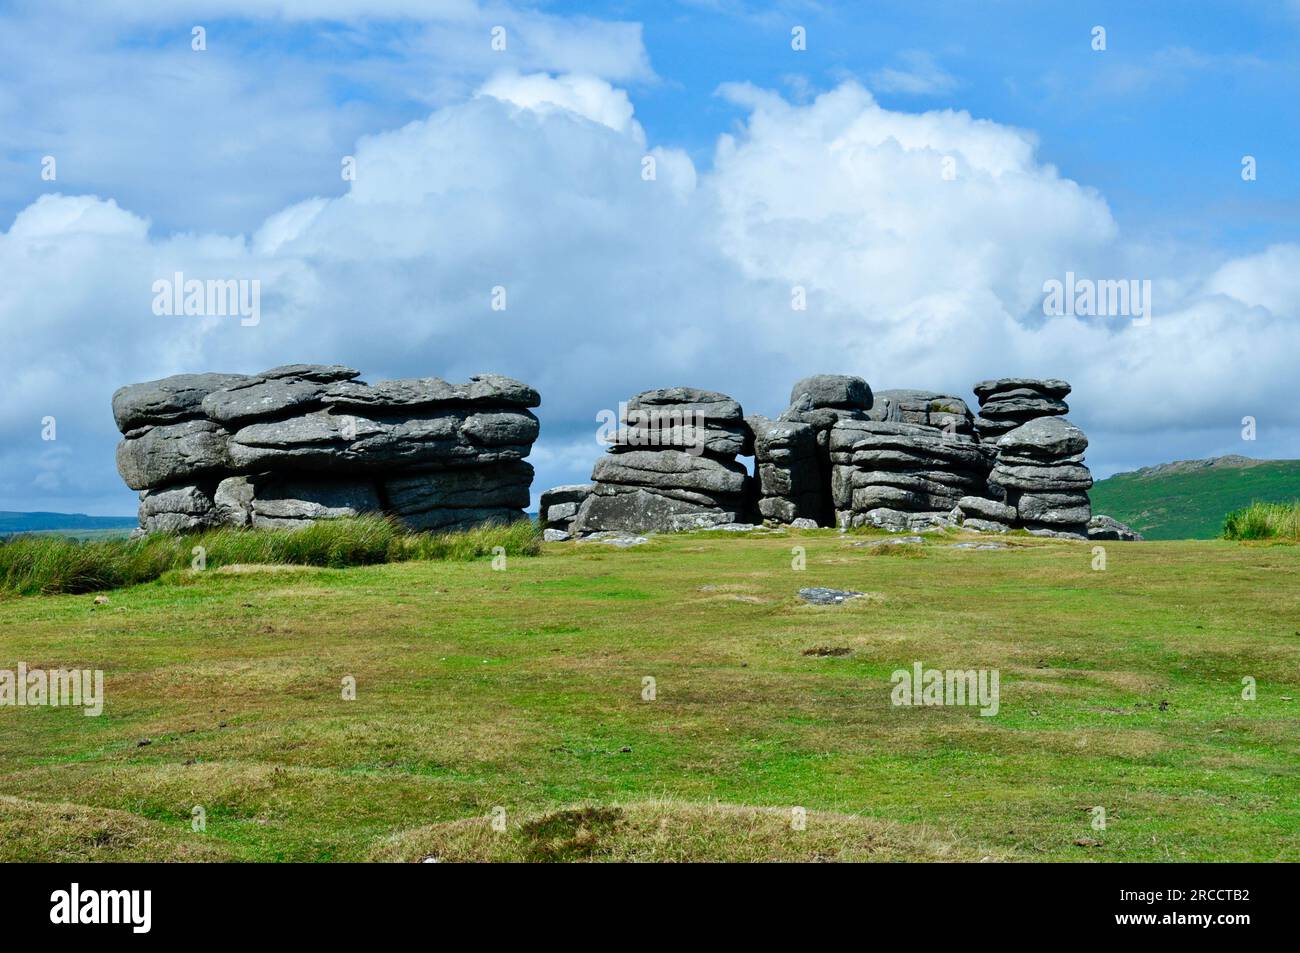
[776,375,874,525]
[113,365,539,533]
[539,484,593,540]
[867,389,976,436]
[745,415,820,524]
[989,416,1093,538]
[570,387,752,533]
[828,419,996,531]
[973,378,1070,443]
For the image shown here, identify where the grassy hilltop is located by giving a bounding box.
[1,525,1297,862]
[1091,456,1300,539]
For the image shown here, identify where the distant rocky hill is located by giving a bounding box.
[1090,456,1300,539]
[0,512,137,537]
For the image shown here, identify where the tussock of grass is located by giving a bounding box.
[870,543,924,557]
[0,796,233,862]
[1223,500,1300,541]
[0,515,540,596]
[368,800,988,863]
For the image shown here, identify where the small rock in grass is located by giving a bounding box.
[93,595,110,605]
[798,587,864,605]
[578,531,650,547]
[852,535,924,547]
[542,528,571,542]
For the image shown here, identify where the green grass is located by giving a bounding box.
[1091,458,1300,539]
[1,528,1296,861]
[0,516,540,596]
[1223,500,1300,541]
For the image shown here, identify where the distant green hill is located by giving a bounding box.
[0,512,137,538]
[1090,456,1300,539]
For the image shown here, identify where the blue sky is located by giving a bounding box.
[2,0,1298,515]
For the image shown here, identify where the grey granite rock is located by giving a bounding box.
[112,373,248,431]
[137,482,219,534]
[798,587,865,605]
[322,374,539,411]
[116,419,233,491]
[1087,514,1144,541]
[113,368,541,534]
[788,375,872,410]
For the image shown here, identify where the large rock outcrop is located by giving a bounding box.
[113,366,539,533]
[541,373,1104,540]
[571,387,753,533]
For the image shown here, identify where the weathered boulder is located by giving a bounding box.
[867,389,975,435]
[226,409,538,472]
[112,373,248,431]
[137,482,219,534]
[1088,514,1144,541]
[956,496,1017,524]
[200,365,361,427]
[322,374,540,412]
[574,486,743,533]
[608,387,749,459]
[788,375,872,410]
[539,484,593,534]
[996,416,1088,459]
[116,419,233,491]
[974,378,1071,441]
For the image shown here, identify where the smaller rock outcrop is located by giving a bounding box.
[572,388,753,534]
[539,484,593,540]
[991,416,1093,538]
[1087,514,1144,541]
